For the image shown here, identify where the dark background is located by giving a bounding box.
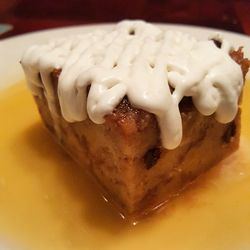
[1,0,250,38]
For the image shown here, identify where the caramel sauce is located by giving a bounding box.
[0,81,250,250]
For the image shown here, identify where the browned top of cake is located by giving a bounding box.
[47,47,249,140]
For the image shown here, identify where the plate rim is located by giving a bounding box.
[1,22,250,43]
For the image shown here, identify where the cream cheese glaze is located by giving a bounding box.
[21,20,243,149]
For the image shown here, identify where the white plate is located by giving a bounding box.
[0,23,250,90]
[0,23,250,250]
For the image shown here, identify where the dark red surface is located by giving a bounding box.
[0,0,250,39]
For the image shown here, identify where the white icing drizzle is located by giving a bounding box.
[21,20,243,149]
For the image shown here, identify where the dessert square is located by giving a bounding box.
[21,21,249,218]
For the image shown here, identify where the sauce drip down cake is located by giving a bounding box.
[21,21,249,218]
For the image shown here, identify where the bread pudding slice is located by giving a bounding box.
[21,21,249,218]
